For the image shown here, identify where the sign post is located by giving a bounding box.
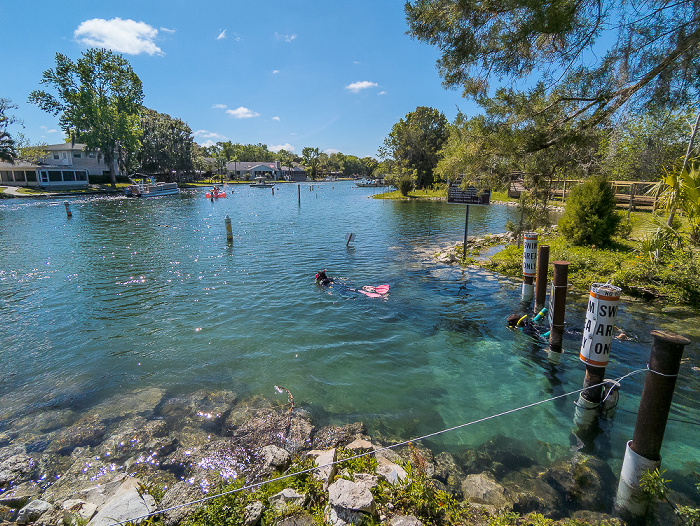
[447,183,491,262]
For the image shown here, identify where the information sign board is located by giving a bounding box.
[447,185,491,205]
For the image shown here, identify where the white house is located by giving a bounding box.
[0,143,117,190]
[225,160,307,181]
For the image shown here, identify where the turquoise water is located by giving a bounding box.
[1,182,698,495]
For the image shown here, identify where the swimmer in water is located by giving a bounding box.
[315,269,333,286]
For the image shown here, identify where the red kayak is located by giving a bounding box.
[205,192,227,198]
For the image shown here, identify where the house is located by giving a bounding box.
[0,143,116,190]
[225,160,307,181]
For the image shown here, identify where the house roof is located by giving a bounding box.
[0,160,40,169]
[45,143,92,151]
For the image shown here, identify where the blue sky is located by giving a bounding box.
[0,0,476,159]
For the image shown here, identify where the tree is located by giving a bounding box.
[558,176,622,246]
[361,156,379,177]
[653,159,700,243]
[138,108,194,178]
[29,49,144,187]
[0,98,20,163]
[380,106,448,189]
[406,0,700,149]
[302,147,320,179]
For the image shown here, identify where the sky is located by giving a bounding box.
[0,0,478,159]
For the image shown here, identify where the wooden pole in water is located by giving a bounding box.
[615,330,691,521]
[534,244,549,311]
[462,205,469,262]
[298,184,300,206]
[225,215,233,243]
[64,201,72,218]
[547,261,569,359]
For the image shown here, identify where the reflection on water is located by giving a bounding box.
[0,182,698,498]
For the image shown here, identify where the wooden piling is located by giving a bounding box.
[548,261,569,354]
[534,245,549,311]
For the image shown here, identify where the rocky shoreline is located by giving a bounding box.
[2,386,688,525]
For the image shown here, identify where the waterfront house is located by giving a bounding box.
[225,160,307,181]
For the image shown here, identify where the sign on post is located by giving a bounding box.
[447,185,491,205]
[580,283,622,367]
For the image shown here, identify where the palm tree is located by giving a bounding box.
[653,162,700,243]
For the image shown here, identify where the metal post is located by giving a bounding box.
[225,215,233,243]
[615,330,691,521]
[298,184,301,206]
[64,201,72,218]
[534,245,549,311]
[462,204,469,262]
[547,261,569,361]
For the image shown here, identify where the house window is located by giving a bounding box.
[73,153,82,158]
[54,154,59,160]
[62,153,67,159]
[48,171,62,181]
[76,171,87,181]
[88,152,96,158]
[13,171,26,183]
[63,171,76,181]
[26,171,37,182]
[40,171,49,183]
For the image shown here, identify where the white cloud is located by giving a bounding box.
[272,116,281,121]
[272,69,280,75]
[200,139,216,148]
[270,143,295,152]
[378,90,387,95]
[226,107,260,119]
[74,18,163,55]
[160,27,175,34]
[275,32,297,43]
[194,130,227,140]
[324,148,341,154]
[345,80,378,93]
[40,126,59,133]
[212,103,227,109]
[217,29,227,40]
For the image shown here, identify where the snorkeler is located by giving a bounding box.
[507,308,549,340]
[315,270,333,286]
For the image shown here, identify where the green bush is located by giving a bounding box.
[558,176,622,246]
[398,175,414,196]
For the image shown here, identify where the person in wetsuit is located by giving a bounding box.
[315,270,333,286]
[507,309,549,340]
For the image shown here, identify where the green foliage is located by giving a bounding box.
[29,49,144,186]
[138,108,194,176]
[640,468,671,500]
[398,173,415,196]
[380,106,449,189]
[653,160,700,243]
[558,177,622,246]
[0,98,20,163]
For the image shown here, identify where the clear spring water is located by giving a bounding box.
[1,181,698,496]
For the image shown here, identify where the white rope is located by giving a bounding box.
[113,368,648,525]
[646,364,679,377]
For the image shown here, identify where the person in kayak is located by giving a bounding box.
[315,270,333,286]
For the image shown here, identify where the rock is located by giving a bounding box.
[0,452,36,489]
[388,515,423,526]
[229,408,313,455]
[73,473,131,508]
[377,456,407,484]
[307,449,337,489]
[328,479,376,515]
[461,472,509,508]
[87,477,155,526]
[47,416,106,454]
[544,454,615,512]
[157,389,237,435]
[268,488,305,511]
[62,499,98,525]
[353,473,379,492]
[0,480,41,508]
[345,439,373,452]
[313,423,366,449]
[502,468,560,518]
[90,388,166,421]
[276,512,316,526]
[16,499,51,524]
[157,479,207,526]
[260,444,291,473]
[326,504,366,526]
[243,500,263,526]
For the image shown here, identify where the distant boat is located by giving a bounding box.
[250,177,275,188]
[355,179,384,187]
[125,181,179,197]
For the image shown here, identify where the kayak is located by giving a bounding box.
[205,192,227,198]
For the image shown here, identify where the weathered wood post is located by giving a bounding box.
[462,205,470,262]
[64,201,72,218]
[534,244,549,312]
[298,184,301,206]
[574,283,622,430]
[627,183,636,222]
[224,215,233,243]
[547,260,569,363]
[615,330,691,522]
[521,232,538,301]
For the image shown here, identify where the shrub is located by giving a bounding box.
[558,176,622,246]
[398,175,414,196]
